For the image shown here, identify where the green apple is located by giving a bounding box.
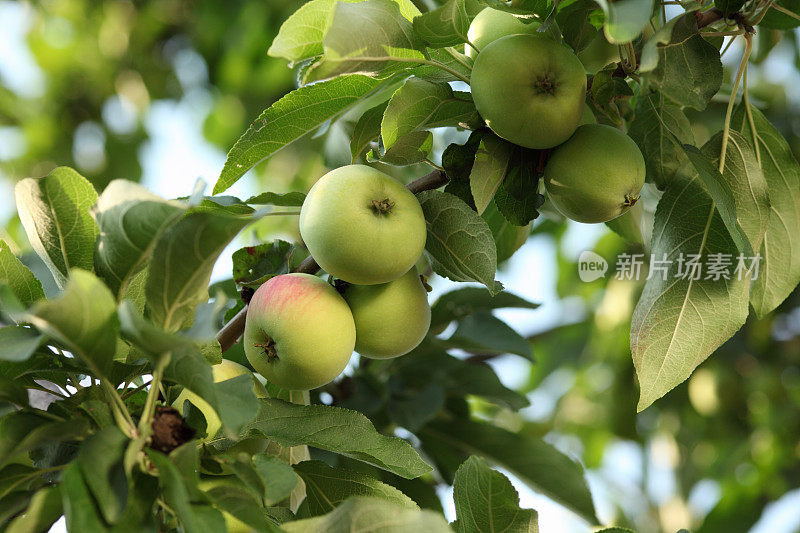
[299,165,427,285]
[341,267,431,359]
[577,32,620,74]
[470,34,587,149]
[173,359,268,439]
[544,124,645,223]
[578,103,596,126]
[244,273,355,390]
[466,8,540,59]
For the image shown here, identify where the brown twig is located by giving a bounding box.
[215,169,450,353]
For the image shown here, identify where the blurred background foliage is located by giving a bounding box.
[1,0,800,532]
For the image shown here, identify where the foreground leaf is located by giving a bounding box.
[0,240,45,307]
[93,179,185,297]
[732,104,800,316]
[412,0,483,48]
[6,486,62,533]
[295,460,417,517]
[215,75,382,194]
[15,167,98,289]
[29,269,118,377]
[283,496,451,533]
[0,325,44,362]
[419,418,598,523]
[595,0,653,44]
[640,13,722,110]
[469,135,513,215]
[417,190,500,294]
[453,456,539,533]
[238,398,432,479]
[630,174,750,411]
[77,426,128,524]
[304,0,426,83]
[61,463,107,532]
[146,209,249,331]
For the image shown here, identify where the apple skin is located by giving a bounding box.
[470,34,587,149]
[173,359,268,440]
[299,165,426,285]
[341,267,431,359]
[466,8,540,59]
[244,273,355,390]
[544,124,645,224]
[578,103,596,126]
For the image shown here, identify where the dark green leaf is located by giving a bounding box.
[0,326,44,363]
[431,287,538,331]
[78,427,128,524]
[6,486,62,533]
[61,463,108,532]
[453,456,539,533]
[245,192,307,207]
[240,398,432,479]
[417,190,500,294]
[232,241,297,287]
[0,240,45,307]
[447,311,533,360]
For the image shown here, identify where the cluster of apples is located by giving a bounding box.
[242,165,432,391]
[468,8,646,224]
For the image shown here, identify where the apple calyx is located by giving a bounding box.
[534,73,559,96]
[253,339,279,362]
[370,197,395,215]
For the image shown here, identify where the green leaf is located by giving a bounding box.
[268,0,336,66]
[146,450,225,533]
[417,190,500,294]
[595,0,654,44]
[304,0,426,83]
[251,454,301,505]
[6,486,62,533]
[419,418,598,523]
[351,101,389,161]
[283,496,452,533]
[442,130,484,208]
[231,241,297,287]
[493,147,546,226]
[387,382,446,431]
[93,179,185,297]
[382,78,478,151]
[469,135,513,215]
[61,463,108,532]
[701,131,770,254]
[117,300,192,361]
[595,528,635,533]
[412,0,484,48]
[0,326,44,363]
[165,349,257,438]
[77,426,128,524]
[146,209,249,331]
[453,456,539,533]
[215,75,382,194]
[640,13,722,110]
[732,104,800,317]
[239,398,432,479]
[0,412,90,470]
[589,67,634,125]
[0,375,28,406]
[628,93,695,189]
[715,0,745,15]
[14,167,98,289]
[295,460,417,517]
[0,241,45,307]
[29,269,118,377]
[201,478,284,532]
[446,311,533,361]
[379,130,433,165]
[758,0,800,29]
[268,0,421,66]
[630,173,752,411]
[245,191,307,206]
[482,199,532,263]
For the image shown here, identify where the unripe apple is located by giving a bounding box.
[466,8,540,59]
[173,359,268,439]
[299,165,427,285]
[544,124,645,223]
[244,273,355,390]
[341,267,431,359]
[470,34,587,149]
